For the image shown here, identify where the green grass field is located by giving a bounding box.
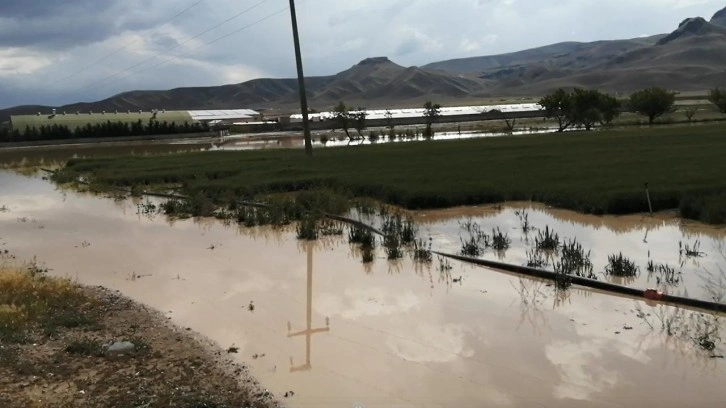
[57,122,726,223]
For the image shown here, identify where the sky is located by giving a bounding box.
[1,0,724,108]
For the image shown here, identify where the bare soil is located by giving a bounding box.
[0,285,278,408]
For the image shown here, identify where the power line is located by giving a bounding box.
[68,0,270,98]
[134,4,290,76]
[48,0,204,88]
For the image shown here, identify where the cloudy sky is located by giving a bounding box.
[1,0,723,108]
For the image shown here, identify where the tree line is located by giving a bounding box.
[540,86,726,131]
[0,120,209,143]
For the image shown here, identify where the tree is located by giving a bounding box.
[597,92,621,126]
[352,107,368,137]
[332,102,351,140]
[629,87,675,125]
[571,89,602,131]
[423,101,442,137]
[708,88,726,114]
[539,88,574,132]
[684,106,698,122]
[384,109,395,138]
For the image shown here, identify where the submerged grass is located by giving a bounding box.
[54,123,726,223]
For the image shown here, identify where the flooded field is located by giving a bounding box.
[0,127,557,166]
[1,169,725,407]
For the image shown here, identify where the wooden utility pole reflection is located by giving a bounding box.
[288,242,330,372]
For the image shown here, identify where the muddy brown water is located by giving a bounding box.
[2,170,726,408]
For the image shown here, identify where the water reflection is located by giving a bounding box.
[287,243,330,372]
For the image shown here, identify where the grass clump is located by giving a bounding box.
[296,216,319,241]
[348,225,376,248]
[490,227,511,251]
[65,339,104,356]
[647,261,681,286]
[0,264,95,343]
[412,239,433,263]
[605,253,639,277]
[535,226,560,251]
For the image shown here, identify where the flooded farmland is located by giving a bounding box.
[1,169,725,408]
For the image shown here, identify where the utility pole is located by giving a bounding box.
[288,0,313,156]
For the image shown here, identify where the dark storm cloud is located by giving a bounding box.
[0,0,162,50]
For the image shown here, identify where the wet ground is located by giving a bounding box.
[1,170,726,408]
[0,127,557,166]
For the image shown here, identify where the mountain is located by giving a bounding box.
[712,5,726,26]
[3,6,726,123]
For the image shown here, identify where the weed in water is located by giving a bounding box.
[490,227,511,251]
[515,210,532,234]
[319,219,344,236]
[460,236,482,257]
[412,239,433,263]
[535,226,560,251]
[526,249,547,268]
[384,234,404,260]
[348,225,376,249]
[605,253,639,277]
[647,260,681,287]
[296,216,319,241]
[679,240,705,258]
[437,256,453,273]
[553,262,573,290]
[382,213,418,245]
[559,239,595,279]
[361,246,375,264]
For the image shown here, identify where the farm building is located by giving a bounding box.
[9,109,261,131]
[289,103,542,123]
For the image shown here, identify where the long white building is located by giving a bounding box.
[290,103,542,122]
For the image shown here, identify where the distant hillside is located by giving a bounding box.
[2,6,726,123]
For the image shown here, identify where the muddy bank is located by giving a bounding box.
[0,264,278,408]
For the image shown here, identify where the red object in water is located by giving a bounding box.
[644,288,664,301]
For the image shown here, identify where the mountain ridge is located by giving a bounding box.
[3,7,726,123]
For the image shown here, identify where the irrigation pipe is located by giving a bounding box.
[41,168,726,313]
[327,214,726,314]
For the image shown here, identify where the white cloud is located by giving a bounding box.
[0,48,53,76]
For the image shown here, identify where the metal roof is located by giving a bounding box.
[290,103,542,121]
[188,109,260,121]
[10,111,195,130]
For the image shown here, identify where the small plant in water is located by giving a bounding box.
[348,225,376,249]
[437,256,453,273]
[296,216,319,241]
[559,239,595,279]
[318,219,344,236]
[412,238,433,263]
[460,236,482,257]
[515,210,532,234]
[384,234,404,260]
[647,260,681,286]
[605,253,639,277]
[679,240,705,258]
[526,249,547,268]
[535,226,560,251]
[490,227,511,251]
[361,246,375,263]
